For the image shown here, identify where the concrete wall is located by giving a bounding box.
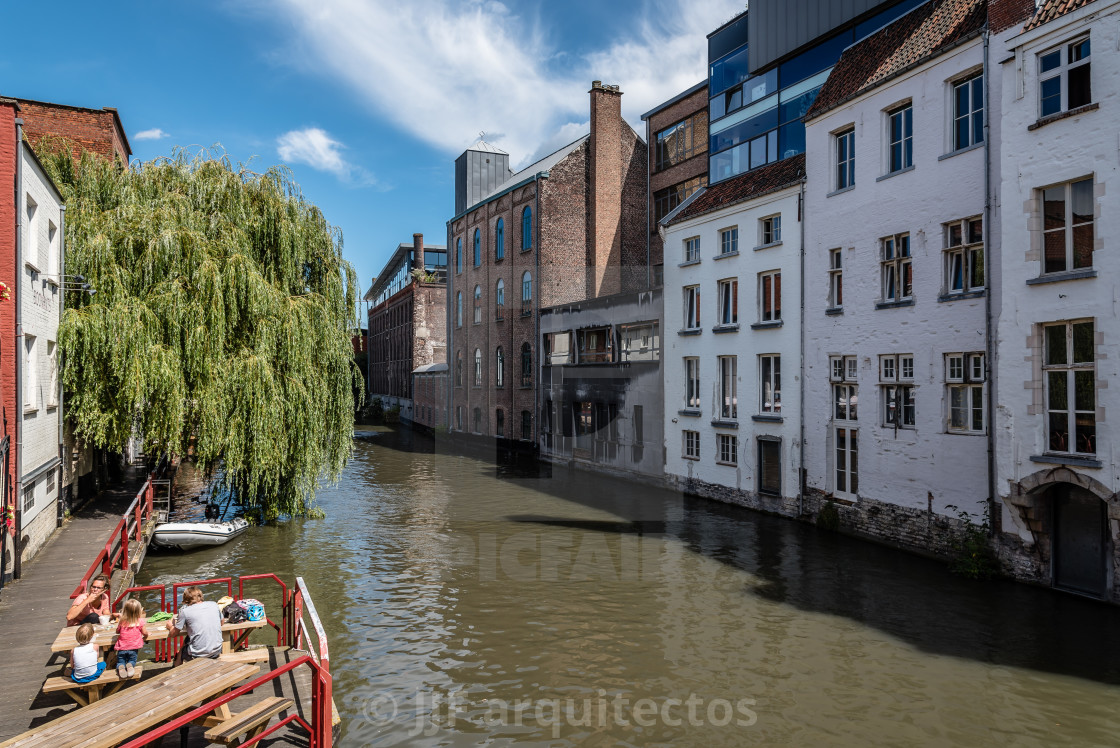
[803,38,988,526]
[663,185,804,509]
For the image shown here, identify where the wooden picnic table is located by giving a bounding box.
[0,658,259,748]
[51,618,267,654]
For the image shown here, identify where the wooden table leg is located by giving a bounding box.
[66,689,90,707]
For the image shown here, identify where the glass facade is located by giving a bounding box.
[707,0,930,183]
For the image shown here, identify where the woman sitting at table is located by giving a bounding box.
[169,586,223,662]
[66,575,110,626]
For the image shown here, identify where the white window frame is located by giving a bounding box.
[1040,177,1094,275]
[684,236,700,263]
[881,233,912,303]
[22,481,34,513]
[944,217,984,295]
[684,357,700,409]
[758,270,780,322]
[683,430,700,460]
[717,278,738,326]
[759,354,781,414]
[946,352,985,434]
[719,226,738,256]
[828,249,843,309]
[1038,37,1091,118]
[951,72,984,151]
[1043,319,1095,455]
[717,433,738,466]
[760,214,781,245]
[835,127,855,190]
[887,103,913,173]
[683,285,701,330]
[473,348,482,387]
[880,354,915,428]
[473,285,482,324]
[718,355,737,420]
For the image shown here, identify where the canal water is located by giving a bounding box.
[136,426,1120,747]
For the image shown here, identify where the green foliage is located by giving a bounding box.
[945,503,1000,579]
[40,141,359,516]
[817,500,840,532]
[410,267,438,284]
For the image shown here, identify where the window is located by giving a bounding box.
[522,207,532,251]
[473,285,482,324]
[577,328,612,363]
[720,227,738,256]
[521,272,532,316]
[653,176,706,223]
[473,407,482,433]
[456,291,462,327]
[545,332,572,365]
[835,127,855,190]
[1042,178,1094,274]
[684,236,700,263]
[473,229,481,266]
[495,347,504,387]
[47,341,58,408]
[521,410,532,440]
[945,217,984,294]
[683,286,700,330]
[719,355,737,420]
[496,408,505,437]
[887,104,913,173]
[495,279,505,320]
[759,271,781,322]
[24,335,36,410]
[495,218,504,260]
[655,112,704,171]
[1044,320,1095,454]
[685,358,700,409]
[619,322,659,362]
[946,353,985,433]
[760,355,781,414]
[953,73,984,150]
[830,355,859,422]
[880,354,915,428]
[22,482,33,513]
[759,440,780,495]
[473,348,482,386]
[683,430,700,460]
[828,249,843,308]
[47,468,55,496]
[718,278,738,326]
[1039,38,1091,118]
[456,237,462,273]
[520,342,532,386]
[455,350,463,386]
[834,426,858,499]
[761,215,781,245]
[881,234,912,303]
[718,434,738,465]
[456,405,463,430]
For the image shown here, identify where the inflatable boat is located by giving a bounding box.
[151,518,249,550]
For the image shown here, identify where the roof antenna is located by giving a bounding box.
[479,131,485,141]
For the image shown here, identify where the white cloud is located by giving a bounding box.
[276,127,376,186]
[267,0,743,168]
[134,128,169,141]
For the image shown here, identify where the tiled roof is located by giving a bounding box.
[805,0,987,121]
[1026,0,1098,30]
[665,154,805,226]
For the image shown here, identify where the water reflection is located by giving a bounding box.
[135,427,1120,747]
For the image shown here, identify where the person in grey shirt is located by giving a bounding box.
[170,585,223,662]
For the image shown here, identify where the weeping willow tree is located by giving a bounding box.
[39,142,360,517]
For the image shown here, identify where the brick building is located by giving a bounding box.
[642,81,709,284]
[15,98,130,164]
[365,234,447,423]
[412,363,448,433]
[446,82,647,448]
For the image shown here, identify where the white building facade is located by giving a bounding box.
[17,142,63,563]
[801,0,993,552]
[994,0,1120,601]
[661,157,805,514]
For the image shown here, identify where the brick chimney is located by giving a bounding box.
[589,81,624,298]
[412,233,424,272]
[989,0,1037,33]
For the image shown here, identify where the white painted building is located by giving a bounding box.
[17,141,64,563]
[993,0,1120,601]
[801,0,992,545]
[661,156,805,513]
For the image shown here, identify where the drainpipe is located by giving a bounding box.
[798,174,807,518]
[982,27,998,536]
[13,124,23,580]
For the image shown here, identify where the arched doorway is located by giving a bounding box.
[1050,483,1108,598]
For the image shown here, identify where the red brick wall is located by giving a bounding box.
[589,83,623,298]
[368,286,416,400]
[16,101,130,164]
[0,104,18,559]
[989,0,1037,32]
[539,145,589,308]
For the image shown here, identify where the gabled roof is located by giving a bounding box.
[466,138,508,155]
[665,154,805,226]
[1026,0,1099,30]
[805,0,987,122]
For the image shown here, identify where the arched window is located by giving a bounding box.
[495,218,504,260]
[521,271,532,316]
[521,342,532,386]
[496,408,505,437]
[522,206,532,251]
[473,285,482,324]
[474,348,482,386]
[473,229,481,266]
[496,279,505,320]
[455,237,462,273]
[496,346,504,387]
[455,291,463,328]
[455,350,463,386]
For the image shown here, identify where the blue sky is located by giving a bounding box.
[6,0,743,322]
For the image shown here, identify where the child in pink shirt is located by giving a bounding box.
[114,599,147,678]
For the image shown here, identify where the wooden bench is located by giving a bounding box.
[218,649,270,664]
[41,664,144,706]
[204,696,293,746]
